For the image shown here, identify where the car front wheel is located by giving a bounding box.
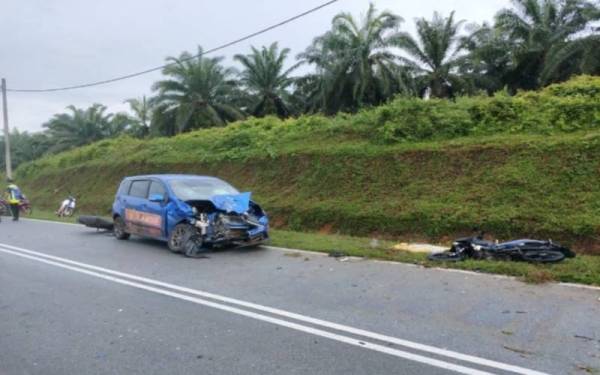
[168,223,196,253]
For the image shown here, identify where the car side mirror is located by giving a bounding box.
[149,194,166,203]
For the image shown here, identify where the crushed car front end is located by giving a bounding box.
[185,192,269,248]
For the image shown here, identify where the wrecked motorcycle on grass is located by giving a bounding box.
[428,234,575,263]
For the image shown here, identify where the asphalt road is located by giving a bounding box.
[1,219,599,375]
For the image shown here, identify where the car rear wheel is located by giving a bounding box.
[114,216,130,240]
[168,223,196,254]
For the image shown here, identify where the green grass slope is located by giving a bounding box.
[15,76,600,253]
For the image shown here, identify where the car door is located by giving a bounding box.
[123,179,152,236]
[144,180,169,239]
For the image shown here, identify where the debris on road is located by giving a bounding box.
[574,335,597,342]
[503,345,535,356]
[575,364,598,373]
[328,250,349,258]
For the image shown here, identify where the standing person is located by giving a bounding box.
[5,179,24,221]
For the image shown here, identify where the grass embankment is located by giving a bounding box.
[14,76,600,254]
[25,210,600,287]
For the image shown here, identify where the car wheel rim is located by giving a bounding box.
[171,227,187,248]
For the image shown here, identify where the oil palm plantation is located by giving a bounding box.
[298,3,409,114]
[495,0,600,91]
[152,47,244,133]
[234,43,298,118]
[393,11,465,98]
[43,104,115,153]
[459,23,513,95]
[124,96,152,137]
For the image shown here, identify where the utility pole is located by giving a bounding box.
[1,78,12,179]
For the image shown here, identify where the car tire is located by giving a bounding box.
[168,223,196,254]
[114,216,130,240]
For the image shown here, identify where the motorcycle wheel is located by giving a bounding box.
[522,250,565,263]
[428,251,465,262]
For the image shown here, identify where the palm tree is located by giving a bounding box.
[234,43,298,118]
[43,104,115,152]
[298,3,409,114]
[459,23,513,95]
[394,11,465,98]
[152,47,244,133]
[124,96,152,137]
[495,0,600,90]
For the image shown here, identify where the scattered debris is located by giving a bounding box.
[574,335,596,342]
[328,251,349,258]
[575,365,598,374]
[501,330,514,336]
[503,346,535,356]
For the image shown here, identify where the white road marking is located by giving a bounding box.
[0,242,548,375]
[0,246,492,375]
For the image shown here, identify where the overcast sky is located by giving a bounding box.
[1,0,509,132]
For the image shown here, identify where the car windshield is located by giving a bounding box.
[168,178,239,201]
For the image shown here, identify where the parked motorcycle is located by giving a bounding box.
[57,196,77,217]
[428,234,575,263]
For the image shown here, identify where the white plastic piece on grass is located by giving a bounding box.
[393,243,447,254]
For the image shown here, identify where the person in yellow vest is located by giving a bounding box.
[5,179,24,221]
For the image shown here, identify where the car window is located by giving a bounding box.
[169,178,239,201]
[117,180,132,196]
[148,181,166,198]
[129,180,150,198]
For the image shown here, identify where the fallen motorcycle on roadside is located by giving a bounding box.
[428,234,575,263]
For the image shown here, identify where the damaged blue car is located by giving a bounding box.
[111,175,269,256]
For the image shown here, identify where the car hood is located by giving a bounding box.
[210,192,252,214]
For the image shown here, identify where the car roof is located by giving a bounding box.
[123,174,224,183]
